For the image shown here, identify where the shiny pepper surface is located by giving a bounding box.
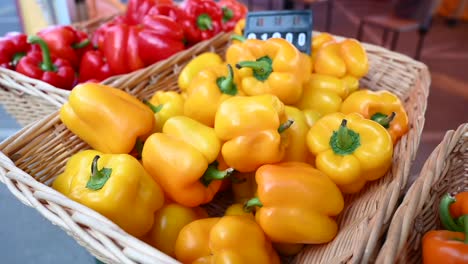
[340,89,409,145]
[214,94,291,172]
[145,203,207,257]
[282,106,309,163]
[244,162,344,244]
[178,52,223,92]
[142,116,232,207]
[175,216,280,264]
[52,150,164,237]
[307,112,393,193]
[145,91,185,133]
[295,73,349,116]
[184,64,242,127]
[60,83,154,154]
[226,38,310,105]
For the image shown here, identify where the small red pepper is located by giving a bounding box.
[217,0,248,32]
[182,0,223,42]
[78,50,113,83]
[16,36,76,90]
[125,0,174,24]
[37,25,91,69]
[0,32,33,70]
[102,14,185,75]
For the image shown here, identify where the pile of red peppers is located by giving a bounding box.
[0,0,247,90]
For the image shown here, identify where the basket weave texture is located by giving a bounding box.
[0,32,430,264]
[375,123,468,264]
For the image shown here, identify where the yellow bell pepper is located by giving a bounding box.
[340,89,409,145]
[314,41,347,78]
[231,172,257,203]
[225,203,255,220]
[142,116,233,207]
[174,216,280,264]
[339,38,369,78]
[282,106,309,162]
[144,203,207,257]
[295,73,348,116]
[178,52,224,92]
[226,38,310,105]
[311,33,335,71]
[60,83,154,154]
[145,91,185,133]
[214,94,292,172]
[307,112,393,193]
[342,75,360,94]
[234,18,245,36]
[244,162,344,244]
[52,150,164,237]
[184,64,242,127]
[303,109,323,128]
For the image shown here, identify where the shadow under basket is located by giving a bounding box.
[0,32,431,264]
[375,123,468,263]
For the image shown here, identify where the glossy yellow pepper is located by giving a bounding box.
[142,116,233,207]
[234,18,245,36]
[174,216,280,264]
[244,162,344,244]
[52,150,164,237]
[60,83,154,154]
[144,203,207,257]
[339,38,369,78]
[340,89,409,145]
[282,106,309,162]
[311,33,335,70]
[307,112,393,193]
[225,203,255,220]
[214,94,291,172]
[303,109,322,128]
[342,75,360,94]
[145,91,185,133]
[178,52,224,92]
[184,64,242,127]
[295,73,348,115]
[314,41,347,78]
[226,38,310,105]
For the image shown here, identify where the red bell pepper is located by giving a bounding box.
[37,25,91,69]
[101,14,185,75]
[217,0,248,32]
[148,4,198,46]
[181,0,223,42]
[125,0,174,24]
[91,16,126,49]
[16,36,76,90]
[78,50,113,83]
[0,32,33,70]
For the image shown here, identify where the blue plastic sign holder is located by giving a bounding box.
[243,10,313,55]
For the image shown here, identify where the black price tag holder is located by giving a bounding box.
[243,10,313,55]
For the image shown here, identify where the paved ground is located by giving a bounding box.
[0,0,467,263]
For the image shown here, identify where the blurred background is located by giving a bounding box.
[0,0,466,263]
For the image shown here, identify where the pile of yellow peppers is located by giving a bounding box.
[52,29,409,263]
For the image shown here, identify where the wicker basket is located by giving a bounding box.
[0,32,430,264]
[375,123,468,263]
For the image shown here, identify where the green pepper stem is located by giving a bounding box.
[230,34,246,42]
[222,7,234,23]
[439,193,463,232]
[197,14,213,31]
[143,100,163,113]
[329,119,361,156]
[371,112,396,129]
[200,163,235,187]
[12,52,26,67]
[278,119,294,133]
[27,35,56,72]
[337,120,353,149]
[86,155,112,191]
[236,56,273,81]
[243,197,263,213]
[216,64,237,95]
[72,39,90,49]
